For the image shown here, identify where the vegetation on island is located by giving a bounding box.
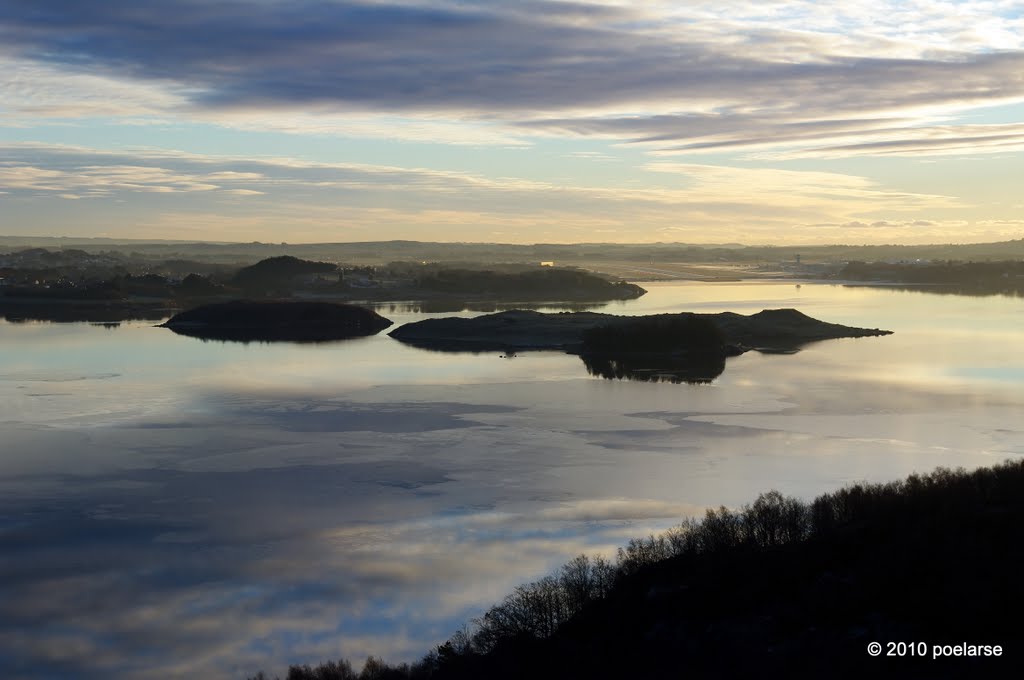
[249,459,1024,679]
[581,313,728,354]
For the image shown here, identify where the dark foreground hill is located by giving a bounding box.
[251,459,1024,680]
[161,300,392,342]
[452,467,1024,680]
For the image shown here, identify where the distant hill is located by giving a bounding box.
[7,236,1024,267]
[231,256,337,294]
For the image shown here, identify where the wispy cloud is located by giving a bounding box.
[1,143,974,243]
[762,122,1024,158]
[0,159,256,196]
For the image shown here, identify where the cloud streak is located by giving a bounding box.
[0,143,975,243]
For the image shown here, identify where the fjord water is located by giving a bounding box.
[2,281,1022,678]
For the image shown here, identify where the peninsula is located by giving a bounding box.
[0,250,646,323]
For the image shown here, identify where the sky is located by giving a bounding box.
[1,0,1023,245]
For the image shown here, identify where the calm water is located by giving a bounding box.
[2,282,1023,679]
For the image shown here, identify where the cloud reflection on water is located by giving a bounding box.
[3,283,1024,677]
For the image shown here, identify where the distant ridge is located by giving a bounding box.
[5,236,1024,266]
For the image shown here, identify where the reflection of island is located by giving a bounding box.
[390,308,891,382]
[578,314,733,384]
[0,301,169,323]
[160,300,393,342]
[373,300,606,315]
[581,353,726,384]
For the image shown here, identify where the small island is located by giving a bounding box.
[160,300,393,342]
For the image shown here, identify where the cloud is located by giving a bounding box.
[641,161,959,212]
[1,1,1023,155]
[768,123,1024,158]
[0,56,187,124]
[0,143,986,243]
[0,159,250,196]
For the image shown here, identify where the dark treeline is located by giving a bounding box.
[250,459,1024,679]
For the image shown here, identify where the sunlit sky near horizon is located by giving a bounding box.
[2,0,1023,245]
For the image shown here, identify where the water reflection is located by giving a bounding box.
[0,303,167,323]
[581,353,726,384]
[847,283,1024,299]
[3,282,1024,678]
[370,300,605,314]
[162,325,387,344]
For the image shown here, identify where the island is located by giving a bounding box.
[160,300,393,342]
[389,308,892,383]
[388,308,891,353]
